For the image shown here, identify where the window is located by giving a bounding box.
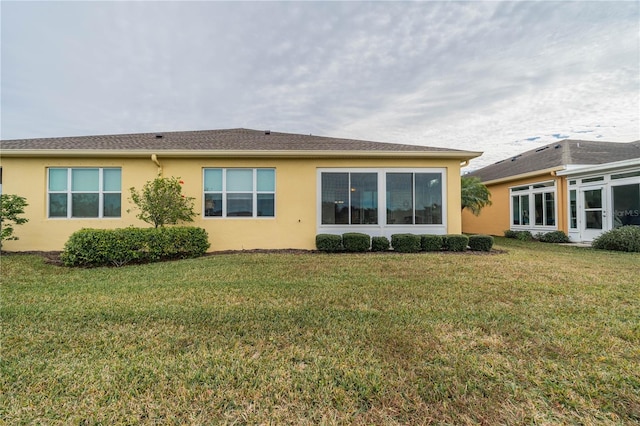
[321,172,378,225]
[510,181,556,228]
[612,183,640,227]
[203,168,275,218]
[386,172,442,225]
[48,168,121,218]
[569,190,577,229]
[319,169,444,228]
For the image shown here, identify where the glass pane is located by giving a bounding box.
[226,169,253,192]
[204,193,222,217]
[582,176,604,183]
[350,173,378,225]
[512,196,520,225]
[103,193,121,217]
[534,193,544,225]
[321,173,349,225]
[521,195,530,225]
[257,194,275,217]
[545,192,555,226]
[49,169,68,191]
[49,193,67,217]
[612,171,640,180]
[204,169,223,192]
[586,211,602,229]
[570,190,577,229]
[257,169,275,192]
[387,173,413,225]
[103,169,121,191]
[72,169,99,191]
[415,173,441,224]
[72,193,99,217]
[227,193,253,216]
[584,189,602,209]
[613,184,640,227]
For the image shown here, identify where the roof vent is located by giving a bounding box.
[554,144,561,149]
[155,134,163,139]
[264,130,271,135]
[511,155,521,161]
[535,146,549,153]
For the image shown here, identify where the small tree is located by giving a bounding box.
[0,194,29,248]
[129,177,196,228]
[461,176,492,216]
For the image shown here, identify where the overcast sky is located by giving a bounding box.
[2,1,638,170]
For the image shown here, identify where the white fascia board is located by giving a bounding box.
[556,158,640,176]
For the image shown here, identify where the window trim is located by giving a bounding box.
[47,167,122,219]
[317,167,447,236]
[509,180,557,230]
[203,168,276,219]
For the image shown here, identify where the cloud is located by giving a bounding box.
[1,1,638,170]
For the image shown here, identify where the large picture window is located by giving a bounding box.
[510,181,556,228]
[48,168,121,218]
[613,183,640,227]
[386,172,442,225]
[321,172,378,225]
[204,168,275,218]
[319,169,444,229]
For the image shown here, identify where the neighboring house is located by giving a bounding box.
[1,128,481,251]
[462,139,640,242]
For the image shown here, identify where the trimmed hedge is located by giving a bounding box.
[391,234,421,253]
[60,226,210,267]
[316,234,343,252]
[468,234,494,252]
[371,236,390,252]
[592,225,640,252]
[504,230,533,241]
[443,234,469,252]
[538,230,570,243]
[342,232,370,252]
[421,234,443,252]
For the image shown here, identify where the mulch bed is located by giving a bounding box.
[2,247,505,268]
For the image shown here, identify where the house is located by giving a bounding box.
[462,139,640,242]
[1,128,481,251]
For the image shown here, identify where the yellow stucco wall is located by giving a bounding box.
[1,156,465,251]
[462,173,567,236]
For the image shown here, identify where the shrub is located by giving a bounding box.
[538,231,570,243]
[504,230,517,239]
[468,235,494,251]
[316,234,343,252]
[61,226,210,267]
[342,233,370,252]
[129,176,196,228]
[391,234,421,253]
[592,226,640,253]
[443,234,469,252]
[371,236,390,252]
[0,194,29,248]
[421,234,443,252]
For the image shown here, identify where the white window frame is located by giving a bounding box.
[317,168,447,238]
[47,167,122,219]
[509,180,557,231]
[203,168,276,219]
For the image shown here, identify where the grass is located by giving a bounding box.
[1,238,639,425]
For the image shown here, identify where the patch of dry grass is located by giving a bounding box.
[1,238,639,424]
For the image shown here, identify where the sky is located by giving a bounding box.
[1,1,639,170]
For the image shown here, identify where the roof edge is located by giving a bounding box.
[481,166,566,185]
[1,149,482,160]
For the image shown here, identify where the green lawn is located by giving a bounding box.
[2,239,639,425]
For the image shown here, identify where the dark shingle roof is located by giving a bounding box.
[1,128,477,158]
[468,140,640,182]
